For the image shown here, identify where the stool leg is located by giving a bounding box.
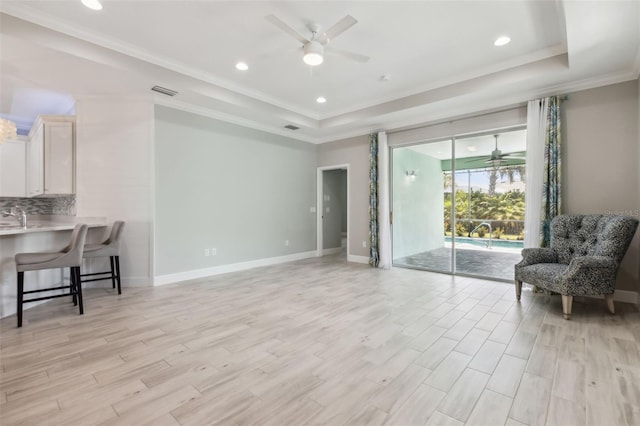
[114,256,122,295]
[17,271,24,328]
[110,256,116,289]
[74,267,84,315]
[70,267,77,306]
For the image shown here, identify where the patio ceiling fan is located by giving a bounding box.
[480,134,525,167]
[265,14,370,66]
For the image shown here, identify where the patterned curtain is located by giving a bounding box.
[541,96,562,247]
[369,133,380,267]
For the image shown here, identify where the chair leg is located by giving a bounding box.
[605,294,615,314]
[110,256,116,289]
[515,280,522,301]
[17,271,24,328]
[74,267,84,315]
[561,295,573,320]
[114,256,122,295]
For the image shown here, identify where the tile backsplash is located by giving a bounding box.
[0,196,76,216]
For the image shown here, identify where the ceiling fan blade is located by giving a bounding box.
[325,15,357,41]
[325,46,370,63]
[265,14,309,45]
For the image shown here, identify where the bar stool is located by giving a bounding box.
[15,223,88,327]
[81,221,125,294]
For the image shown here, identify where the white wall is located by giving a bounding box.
[75,97,154,286]
[392,148,445,258]
[154,106,317,280]
[562,80,640,292]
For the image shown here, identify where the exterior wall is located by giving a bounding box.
[392,148,444,258]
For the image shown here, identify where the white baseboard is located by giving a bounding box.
[153,251,317,286]
[347,255,369,264]
[322,247,343,255]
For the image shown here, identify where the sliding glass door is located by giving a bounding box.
[392,129,526,281]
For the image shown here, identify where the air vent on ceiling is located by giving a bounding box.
[151,85,178,96]
[284,124,300,130]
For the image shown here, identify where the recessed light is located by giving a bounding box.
[235,62,249,71]
[494,36,511,46]
[316,97,327,104]
[81,0,103,10]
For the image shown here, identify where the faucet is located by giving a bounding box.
[470,222,492,249]
[2,206,27,229]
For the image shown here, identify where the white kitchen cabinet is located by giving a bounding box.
[0,138,27,197]
[27,116,75,197]
[27,123,44,196]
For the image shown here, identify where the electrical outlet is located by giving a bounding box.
[211,248,217,256]
[204,248,210,256]
[362,241,367,248]
[285,240,289,246]
[310,206,316,213]
[325,206,330,213]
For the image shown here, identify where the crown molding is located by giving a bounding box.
[0,5,321,120]
[154,96,319,144]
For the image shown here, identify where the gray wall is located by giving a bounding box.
[322,169,346,250]
[392,148,445,258]
[318,135,370,259]
[562,79,639,292]
[154,106,317,276]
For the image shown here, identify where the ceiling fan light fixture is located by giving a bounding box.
[494,36,511,46]
[81,0,103,10]
[303,41,324,66]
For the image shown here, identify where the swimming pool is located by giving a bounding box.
[444,236,523,249]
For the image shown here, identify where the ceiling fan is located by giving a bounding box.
[265,14,370,66]
[469,134,525,167]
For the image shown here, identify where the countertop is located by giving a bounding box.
[0,216,107,236]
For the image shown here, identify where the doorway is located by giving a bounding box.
[317,165,349,259]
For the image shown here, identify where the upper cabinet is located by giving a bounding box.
[0,138,27,197]
[27,115,75,197]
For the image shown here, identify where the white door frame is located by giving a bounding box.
[317,164,350,257]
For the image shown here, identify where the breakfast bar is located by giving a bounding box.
[0,216,107,319]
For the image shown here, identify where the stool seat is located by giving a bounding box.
[15,223,88,327]
[15,252,63,269]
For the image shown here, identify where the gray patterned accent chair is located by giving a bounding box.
[514,214,638,319]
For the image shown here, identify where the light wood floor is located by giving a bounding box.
[1,254,639,426]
